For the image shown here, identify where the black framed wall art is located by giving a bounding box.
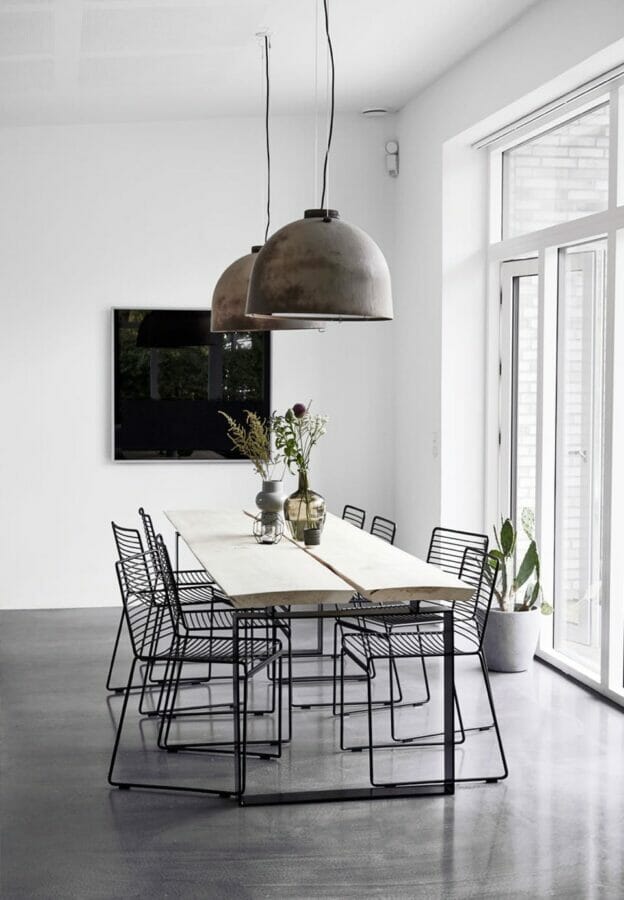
[113,309,271,461]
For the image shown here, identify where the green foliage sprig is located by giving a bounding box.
[271,402,328,476]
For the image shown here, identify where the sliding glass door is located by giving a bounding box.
[499,240,610,686]
[553,241,606,674]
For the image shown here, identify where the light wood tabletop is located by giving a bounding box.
[165,508,474,609]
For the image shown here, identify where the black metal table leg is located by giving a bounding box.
[442,609,455,794]
[236,606,457,806]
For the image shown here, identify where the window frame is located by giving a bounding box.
[487,82,624,706]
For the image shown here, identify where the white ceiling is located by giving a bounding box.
[0,0,541,125]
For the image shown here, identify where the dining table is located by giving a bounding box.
[164,507,475,806]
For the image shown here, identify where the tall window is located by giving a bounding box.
[502,104,609,238]
[489,85,624,704]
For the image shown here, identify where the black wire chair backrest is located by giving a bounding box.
[370,515,396,545]
[426,527,489,577]
[138,507,158,555]
[111,521,144,560]
[154,534,184,630]
[111,520,158,594]
[342,505,366,529]
[115,548,173,660]
[463,551,499,645]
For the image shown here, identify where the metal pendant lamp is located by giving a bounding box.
[246,0,393,323]
[211,36,317,333]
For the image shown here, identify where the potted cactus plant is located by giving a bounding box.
[483,509,552,672]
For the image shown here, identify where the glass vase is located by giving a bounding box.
[284,471,326,542]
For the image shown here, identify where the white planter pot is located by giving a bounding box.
[483,607,540,672]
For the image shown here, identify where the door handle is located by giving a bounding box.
[568,449,587,461]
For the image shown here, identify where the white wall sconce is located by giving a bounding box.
[385,140,399,177]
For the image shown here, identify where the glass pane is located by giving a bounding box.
[554,240,606,674]
[503,105,609,239]
[512,274,539,563]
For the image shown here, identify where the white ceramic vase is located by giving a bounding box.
[255,479,286,526]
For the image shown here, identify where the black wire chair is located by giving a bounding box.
[145,510,287,716]
[375,526,490,627]
[333,526,489,720]
[107,520,229,694]
[331,515,406,711]
[369,515,396,545]
[153,535,288,753]
[108,541,286,799]
[338,552,508,785]
[342,505,366,529]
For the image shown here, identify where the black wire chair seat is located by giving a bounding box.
[341,617,482,665]
[348,597,479,629]
[168,580,230,607]
[175,568,230,598]
[145,632,282,667]
[130,582,228,610]
[179,606,233,631]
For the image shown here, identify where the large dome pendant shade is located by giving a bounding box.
[245,209,393,321]
[210,246,319,332]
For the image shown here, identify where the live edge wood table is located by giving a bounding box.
[164,508,474,807]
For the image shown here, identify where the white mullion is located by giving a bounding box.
[608,86,619,209]
[489,150,503,244]
[536,247,558,653]
[604,229,624,692]
[498,263,514,521]
[601,89,620,690]
[485,258,502,532]
[614,85,624,208]
[488,207,624,263]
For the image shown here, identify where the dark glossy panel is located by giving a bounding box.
[113,309,271,460]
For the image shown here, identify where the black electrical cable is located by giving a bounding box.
[264,35,271,244]
[320,0,335,214]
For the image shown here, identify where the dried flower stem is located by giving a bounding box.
[219,410,280,480]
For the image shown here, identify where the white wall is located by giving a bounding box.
[393,0,624,557]
[0,114,396,609]
[4,0,624,609]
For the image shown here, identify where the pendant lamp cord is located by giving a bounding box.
[313,0,319,203]
[319,0,334,215]
[263,34,271,243]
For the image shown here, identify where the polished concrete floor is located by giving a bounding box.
[2,608,624,899]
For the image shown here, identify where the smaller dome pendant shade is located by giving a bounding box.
[211,246,319,332]
[245,209,393,321]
